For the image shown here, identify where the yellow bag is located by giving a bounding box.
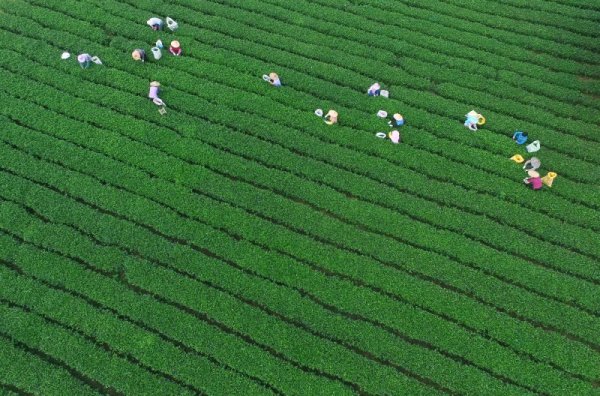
[541,172,557,187]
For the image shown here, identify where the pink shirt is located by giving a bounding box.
[528,177,543,190]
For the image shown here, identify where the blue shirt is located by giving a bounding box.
[513,131,528,145]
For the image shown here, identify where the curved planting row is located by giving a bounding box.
[86,0,597,177]
[0,255,287,395]
[402,0,600,48]
[0,135,595,395]
[0,325,99,396]
[496,0,600,19]
[101,0,600,155]
[1,34,600,324]
[170,0,600,128]
[4,96,600,386]
[9,0,596,204]
[0,299,205,395]
[0,175,489,395]
[2,41,596,276]
[2,13,596,322]
[264,0,600,85]
[3,52,600,324]
[1,65,600,390]
[343,0,600,65]
[1,18,596,276]
[223,0,600,111]
[0,238,355,395]
[1,0,598,393]
[433,0,600,37]
[6,6,599,219]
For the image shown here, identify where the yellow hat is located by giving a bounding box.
[132,50,141,60]
[171,40,180,48]
[150,81,161,87]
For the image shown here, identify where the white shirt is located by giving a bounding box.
[368,83,381,93]
[147,17,163,27]
[77,53,92,63]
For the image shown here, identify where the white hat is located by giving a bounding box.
[389,130,400,144]
[171,40,180,48]
[150,81,161,87]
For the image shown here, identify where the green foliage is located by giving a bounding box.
[0,0,599,394]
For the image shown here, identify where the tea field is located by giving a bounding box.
[0,0,599,394]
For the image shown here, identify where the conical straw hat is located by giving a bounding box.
[171,40,180,48]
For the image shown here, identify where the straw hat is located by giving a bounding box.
[170,40,180,49]
[527,170,540,178]
[132,50,142,60]
[150,81,161,87]
[393,113,405,126]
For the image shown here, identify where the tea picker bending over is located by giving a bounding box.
[77,53,92,69]
[522,157,541,171]
[523,170,543,190]
[388,113,404,127]
[269,72,281,87]
[368,82,381,96]
[148,81,161,100]
[132,49,146,62]
[262,72,281,87]
[388,130,401,144]
[324,110,338,125]
[147,17,164,30]
[169,41,182,56]
[464,110,485,131]
[513,131,528,145]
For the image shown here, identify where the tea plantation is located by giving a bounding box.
[0,0,599,394]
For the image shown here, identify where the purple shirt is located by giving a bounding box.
[148,86,159,99]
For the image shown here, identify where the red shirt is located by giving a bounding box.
[528,177,543,190]
[170,46,182,56]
